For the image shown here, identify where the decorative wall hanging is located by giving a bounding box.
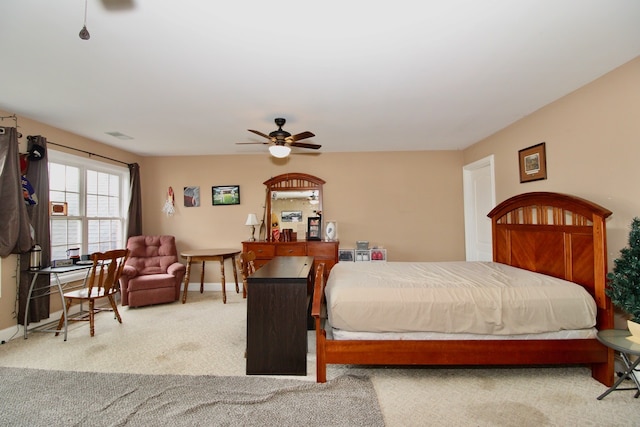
[162,187,175,216]
[212,185,240,206]
[518,142,547,183]
[183,186,200,207]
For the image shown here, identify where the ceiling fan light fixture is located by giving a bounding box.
[269,145,291,158]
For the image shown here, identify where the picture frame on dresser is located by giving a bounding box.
[307,217,322,240]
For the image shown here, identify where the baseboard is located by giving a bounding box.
[182,282,230,292]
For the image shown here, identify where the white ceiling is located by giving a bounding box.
[1,1,639,157]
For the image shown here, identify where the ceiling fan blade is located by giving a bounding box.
[290,141,321,149]
[248,129,272,140]
[289,131,315,142]
[235,141,269,145]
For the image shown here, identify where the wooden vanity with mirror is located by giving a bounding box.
[242,172,338,273]
[244,173,337,374]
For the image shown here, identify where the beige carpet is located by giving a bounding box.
[1,291,639,426]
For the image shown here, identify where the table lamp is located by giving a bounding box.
[245,213,260,241]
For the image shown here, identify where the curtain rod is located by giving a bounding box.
[45,140,132,167]
[0,114,22,138]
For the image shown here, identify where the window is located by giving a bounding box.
[48,150,129,261]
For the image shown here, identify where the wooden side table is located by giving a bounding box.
[596,329,640,400]
[180,249,241,304]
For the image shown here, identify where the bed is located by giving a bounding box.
[311,192,615,386]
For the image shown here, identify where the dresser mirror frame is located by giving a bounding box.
[264,173,325,241]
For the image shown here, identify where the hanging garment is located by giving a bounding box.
[21,175,38,205]
[0,126,33,256]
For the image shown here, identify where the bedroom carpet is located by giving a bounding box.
[0,290,639,426]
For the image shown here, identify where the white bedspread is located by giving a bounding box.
[325,261,597,335]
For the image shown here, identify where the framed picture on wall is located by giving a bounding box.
[183,186,200,207]
[518,142,547,183]
[307,216,322,240]
[212,185,240,205]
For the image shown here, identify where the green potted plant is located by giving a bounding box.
[606,217,640,339]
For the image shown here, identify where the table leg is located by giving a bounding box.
[200,261,206,294]
[182,257,193,303]
[597,353,640,400]
[231,255,240,295]
[53,274,69,341]
[219,258,227,304]
[23,274,38,339]
[621,353,640,398]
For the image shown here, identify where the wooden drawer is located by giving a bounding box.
[246,243,275,259]
[276,244,307,256]
[307,242,337,258]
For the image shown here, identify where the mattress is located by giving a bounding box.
[325,261,597,335]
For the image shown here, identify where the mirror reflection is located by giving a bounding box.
[264,173,324,241]
[270,191,322,240]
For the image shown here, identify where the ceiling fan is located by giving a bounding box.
[237,118,320,158]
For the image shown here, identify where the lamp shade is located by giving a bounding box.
[245,213,259,226]
[269,145,291,158]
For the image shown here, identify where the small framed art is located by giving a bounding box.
[518,142,547,183]
[307,216,322,240]
[183,186,200,207]
[281,210,303,222]
[212,185,240,205]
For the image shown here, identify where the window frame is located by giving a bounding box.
[48,150,129,277]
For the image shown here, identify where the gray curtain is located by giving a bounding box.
[0,126,32,256]
[127,162,142,238]
[18,136,51,325]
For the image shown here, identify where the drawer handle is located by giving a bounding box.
[287,249,293,254]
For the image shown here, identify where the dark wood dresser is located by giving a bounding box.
[246,256,313,376]
[242,240,338,273]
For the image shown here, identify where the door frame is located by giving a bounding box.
[463,155,496,261]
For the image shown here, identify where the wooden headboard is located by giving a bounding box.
[488,192,613,327]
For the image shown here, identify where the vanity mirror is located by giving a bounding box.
[244,172,337,273]
[263,173,324,241]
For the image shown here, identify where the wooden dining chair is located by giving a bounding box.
[237,251,256,298]
[56,249,130,337]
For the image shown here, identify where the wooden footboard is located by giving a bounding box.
[312,192,615,387]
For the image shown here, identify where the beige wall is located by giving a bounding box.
[139,150,466,276]
[2,55,637,333]
[463,56,640,270]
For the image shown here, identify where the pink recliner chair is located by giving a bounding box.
[119,235,186,307]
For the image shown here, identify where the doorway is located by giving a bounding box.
[463,155,496,261]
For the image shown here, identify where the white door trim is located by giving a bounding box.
[463,155,496,261]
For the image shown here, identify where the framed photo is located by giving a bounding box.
[281,210,303,222]
[212,185,240,206]
[183,186,200,207]
[518,142,547,183]
[49,201,68,216]
[307,216,322,240]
